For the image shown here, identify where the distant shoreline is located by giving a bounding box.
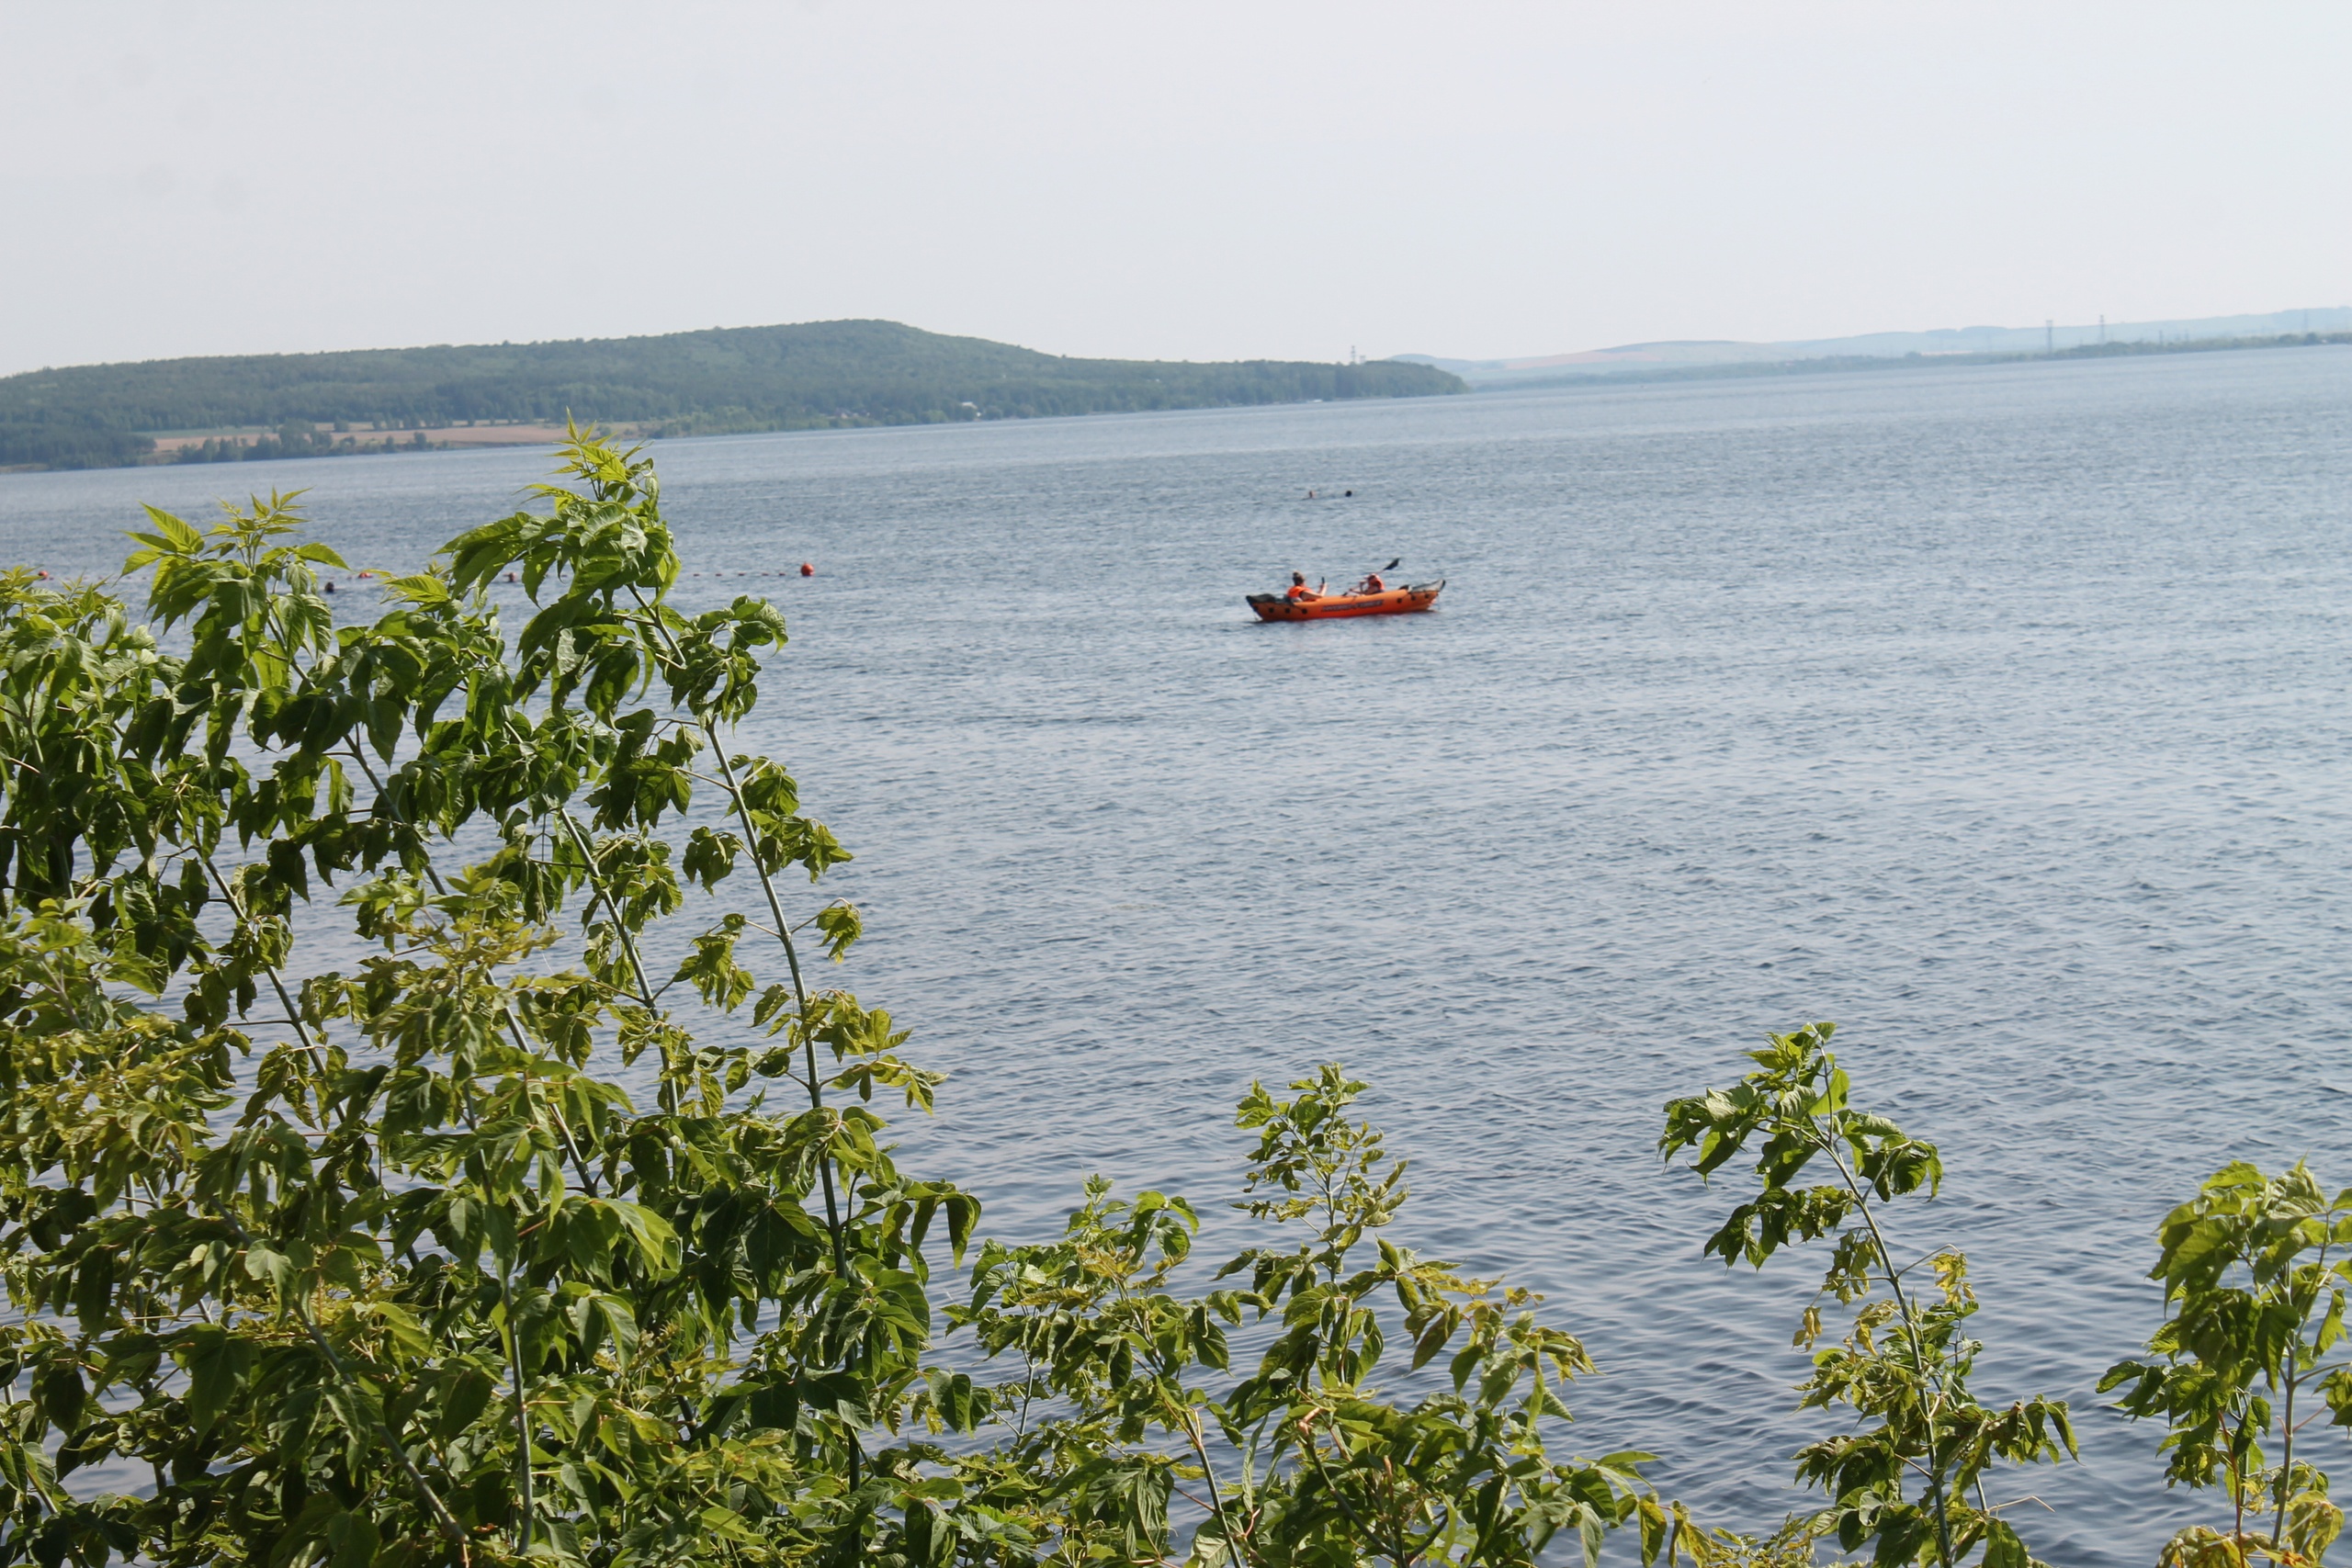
[0,318,1464,474]
[1458,330,2352,394]
[0,422,612,475]
[8,329,2346,478]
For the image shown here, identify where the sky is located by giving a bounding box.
[5,1,2349,376]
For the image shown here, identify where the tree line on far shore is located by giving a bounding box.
[0,320,1465,471]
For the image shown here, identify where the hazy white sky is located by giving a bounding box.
[5,2,2347,376]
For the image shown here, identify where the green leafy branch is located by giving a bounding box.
[1661,1023,2074,1568]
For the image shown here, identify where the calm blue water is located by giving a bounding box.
[9,348,2352,1565]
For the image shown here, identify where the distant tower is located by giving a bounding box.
[2099,315,2107,344]
[2045,319,2054,353]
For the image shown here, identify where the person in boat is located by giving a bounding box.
[1285,571,1317,603]
[1356,570,1385,594]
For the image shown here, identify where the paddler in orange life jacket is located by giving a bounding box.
[1284,571,1317,603]
[1356,570,1385,594]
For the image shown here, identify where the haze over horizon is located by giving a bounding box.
[6,2,2348,380]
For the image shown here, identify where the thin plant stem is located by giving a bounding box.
[620,581,860,1490]
[1181,1407,1250,1568]
[552,806,659,1007]
[502,1261,535,1554]
[197,855,327,1070]
[1815,1123,1954,1568]
[624,584,845,1268]
[214,1210,471,1558]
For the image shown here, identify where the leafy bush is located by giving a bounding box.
[2103,1164,2352,1567]
[1661,1025,2075,1568]
[933,1063,1688,1568]
[0,434,967,1566]
[0,435,1674,1568]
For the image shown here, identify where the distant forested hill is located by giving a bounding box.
[0,320,1465,469]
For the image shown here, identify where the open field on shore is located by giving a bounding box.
[145,421,640,454]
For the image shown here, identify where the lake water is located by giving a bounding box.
[8,347,2352,1565]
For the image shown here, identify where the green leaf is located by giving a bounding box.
[176,1326,253,1435]
[33,1360,85,1432]
[1982,1519,2030,1568]
[434,1364,498,1442]
[323,1508,379,1568]
[604,1199,681,1275]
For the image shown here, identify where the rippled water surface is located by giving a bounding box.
[8,349,2352,1564]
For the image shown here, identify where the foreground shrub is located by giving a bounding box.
[1662,1024,2075,1568]
[0,437,1681,1568]
[0,436,969,1566]
[928,1063,1689,1568]
[2103,1163,2352,1567]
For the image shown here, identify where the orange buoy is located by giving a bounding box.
[799,562,814,577]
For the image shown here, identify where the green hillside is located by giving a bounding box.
[0,320,1465,470]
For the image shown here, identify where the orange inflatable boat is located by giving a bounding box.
[1247,581,1444,621]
